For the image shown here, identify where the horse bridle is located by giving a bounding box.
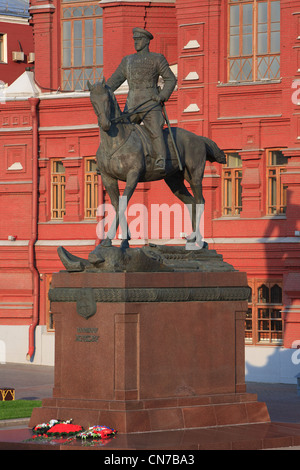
[110,99,161,124]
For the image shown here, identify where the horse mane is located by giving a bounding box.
[89,80,123,123]
[106,85,123,122]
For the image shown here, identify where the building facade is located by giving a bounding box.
[0,0,300,383]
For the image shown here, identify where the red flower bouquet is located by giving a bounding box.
[77,425,117,440]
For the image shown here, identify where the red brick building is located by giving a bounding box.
[0,0,300,383]
[0,1,34,86]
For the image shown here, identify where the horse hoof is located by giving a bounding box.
[185,238,207,251]
[185,234,198,245]
[100,238,112,247]
[120,239,130,250]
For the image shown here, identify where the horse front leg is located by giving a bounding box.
[88,174,120,263]
[92,173,120,250]
[118,170,141,250]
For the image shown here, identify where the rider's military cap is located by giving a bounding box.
[132,27,154,40]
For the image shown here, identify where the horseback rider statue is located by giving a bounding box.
[57,26,227,270]
[106,27,177,172]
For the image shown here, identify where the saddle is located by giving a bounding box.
[132,123,177,172]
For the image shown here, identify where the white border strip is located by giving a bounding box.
[0,238,299,247]
[205,237,300,244]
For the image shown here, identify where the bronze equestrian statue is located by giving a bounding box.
[87,28,226,255]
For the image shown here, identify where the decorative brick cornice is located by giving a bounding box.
[49,285,251,304]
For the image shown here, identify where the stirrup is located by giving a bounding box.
[154,158,165,171]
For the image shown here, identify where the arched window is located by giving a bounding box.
[271,284,282,304]
[246,279,283,345]
[257,284,269,303]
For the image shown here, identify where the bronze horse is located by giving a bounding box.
[87,79,226,253]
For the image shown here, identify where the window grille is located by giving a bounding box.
[51,160,65,219]
[228,0,280,82]
[266,149,287,215]
[0,33,7,63]
[222,152,242,216]
[246,279,283,345]
[61,1,103,91]
[84,157,98,218]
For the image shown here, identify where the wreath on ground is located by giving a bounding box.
[32,419,83,437]
[32,419,61,434]
[32,419,117,440]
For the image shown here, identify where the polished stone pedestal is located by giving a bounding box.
[30,268,270,433]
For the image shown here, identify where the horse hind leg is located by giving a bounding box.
[187,182,206,249]
[164,174,196,242]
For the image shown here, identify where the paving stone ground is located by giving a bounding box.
[1,363,300,449]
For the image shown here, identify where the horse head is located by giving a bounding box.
[88,78,111,132]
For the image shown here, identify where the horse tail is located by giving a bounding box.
[201,136,226,164]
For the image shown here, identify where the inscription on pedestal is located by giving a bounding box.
[75,327,99,342]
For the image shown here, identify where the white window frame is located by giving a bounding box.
[0,33,8,63]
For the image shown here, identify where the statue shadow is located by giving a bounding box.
[246,347,300,423]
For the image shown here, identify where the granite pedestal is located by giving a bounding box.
[30,269,270,433]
